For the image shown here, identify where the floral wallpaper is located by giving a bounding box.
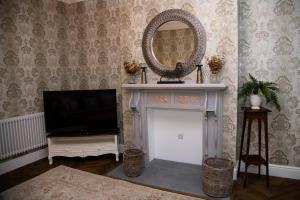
[1,0,298,168]
[153,28,194,69]
[119,0,238,161]
[0,0,69,119]
[1,0,238,162]
[65,0,122,137]
[0,0,122,123]
[238,0,300,167]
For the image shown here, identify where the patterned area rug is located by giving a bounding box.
[0,166,204,200]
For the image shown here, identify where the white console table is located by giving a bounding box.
[47,135,119,165]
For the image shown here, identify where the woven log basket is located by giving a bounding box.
[123,148,144,177]
[202,157,234,198]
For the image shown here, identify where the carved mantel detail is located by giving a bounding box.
[122,83,227,166]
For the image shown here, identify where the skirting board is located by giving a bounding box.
[0,144,123,176]
[0,148,48,175]
[237,161,300,180]
[1,147,298,181]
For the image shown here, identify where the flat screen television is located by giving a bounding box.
[43,89,119,137]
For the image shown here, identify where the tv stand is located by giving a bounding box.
[47,134,119,165]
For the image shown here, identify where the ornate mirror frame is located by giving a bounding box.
[142,9,207,79]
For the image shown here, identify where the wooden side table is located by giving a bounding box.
[237,107,271,187]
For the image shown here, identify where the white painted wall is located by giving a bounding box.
[147,109,203,165]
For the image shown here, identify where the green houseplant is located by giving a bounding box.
[238,74,280,110]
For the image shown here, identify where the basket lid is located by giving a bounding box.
[203,157,233,170]
[124,148,144,156]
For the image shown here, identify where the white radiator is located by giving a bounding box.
[0,113,47,160]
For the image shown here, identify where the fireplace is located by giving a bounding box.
[123,83,226,166]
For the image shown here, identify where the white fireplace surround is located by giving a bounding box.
[122,83,227,166]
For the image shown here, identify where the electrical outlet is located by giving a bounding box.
[178,134,183,140]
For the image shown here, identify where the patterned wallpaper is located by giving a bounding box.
[0,0,123,134]
[1,0,238,162]
[153,28,194,69]
[0,0,122,138]
[1,0,298,168]
[238,0,300,167]
[65,0,122,116]
[58,0,85,4]
[119,0,238,161]
[0,0,69,119]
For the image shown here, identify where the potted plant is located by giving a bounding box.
[238,74,280,110]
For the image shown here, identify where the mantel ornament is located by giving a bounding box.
[142,9,206,83]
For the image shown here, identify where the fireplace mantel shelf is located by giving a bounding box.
[122,83,226,90]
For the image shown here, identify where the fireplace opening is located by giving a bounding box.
[147,109,203,165]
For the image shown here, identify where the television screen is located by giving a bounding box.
[43,89,118,136]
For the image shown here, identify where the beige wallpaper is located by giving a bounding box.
[0,0,122,130]
[153,28,194,69]
[0,0,69,118]
[63,0,123,137]
[65,0,121,100]
[119,0,238,161]
[58,0,85,4]
[1,0,238,162]
[1,0,298,168]
[238,0,300,167]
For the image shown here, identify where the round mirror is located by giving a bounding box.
[142,9,206,81]
[152,21,195,70]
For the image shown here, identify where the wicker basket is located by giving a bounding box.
[202,157,234,198]
[123,148,144,177]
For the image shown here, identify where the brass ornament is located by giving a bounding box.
[207,55,225,74]
[124,61,140,74]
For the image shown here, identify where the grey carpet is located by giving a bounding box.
[106,159,229,199]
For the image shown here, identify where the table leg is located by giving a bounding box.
[264,117,270,187]
[244,119,252,187]
[238,115,247,177]
[258,119,261,177]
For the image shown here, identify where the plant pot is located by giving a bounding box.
[127,74,138,84]
[210,73,220,83]
[250,94,262,109]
